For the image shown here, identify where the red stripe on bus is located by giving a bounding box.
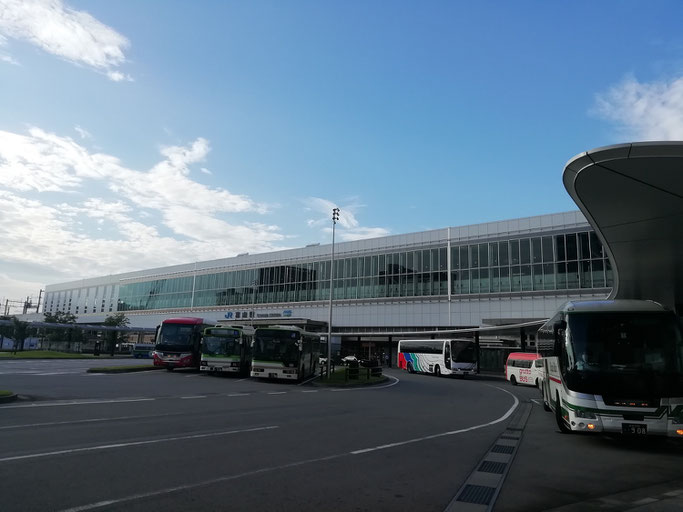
[549,376,561,384]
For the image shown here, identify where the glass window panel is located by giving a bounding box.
[479,243,488,268]
[592,259,605,287]
[451,271,459,294]
[470,269,479,294]
[532,264,543,290]
[414,251,421,273]
[532,238,542,264]
[451,247,459,270]
[489,242,499,266]
[566,261,579,288]
[579,232,591,260]
[589,232,604,259]
[378,255,385,275]
[580,260,592,288]
[543,263,555,290]
[499,241,509,266]
[542,236,554,263]
[459,246,469,269]
[491,267,500,292]
[371,256,378,276]
[554,262,567,289]
[521,265,532,291]
[510,240,520,265]
[351,258,358,278]
[439,247,447,271]
[363,257,371,277]
[470,245,479,268]
[422,250,431,272]
[511,266,522,291]
[460,270,470,294]
[605,259,614,287]
[399,252,406,273]
[520,239,531,264]
[479,268,490,293]
[500,266,511,292]
[407,252,414,273]
[566,234,578,261]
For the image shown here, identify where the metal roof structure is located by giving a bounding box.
[563,142,683,313]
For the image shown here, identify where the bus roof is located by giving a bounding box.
[560,300,666,314]
[162,317,205,324]
[507,352,540,360]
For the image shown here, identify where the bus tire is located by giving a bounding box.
[555,392,571,434]
[510,375,517,386]
[407,362,415,374]
[434,365,441,377]
[166,366,174,372]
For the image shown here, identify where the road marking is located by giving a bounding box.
[297,375,318,386]
[0,414,164,430]
[351,386,518,455]
[180,396,207,399]
[301,390,318,393]
[267,392,287,395]
[530,398,542,405]
[0,398,155,409]
[53,386,519,512]
[330,375,400,392]
[184,374,202,378]
[226,393,250,397]
[0,425,279,464]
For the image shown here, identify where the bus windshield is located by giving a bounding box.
[452,341,476,363]
[158,324,195,347]
[202,335,239,356]
[565,312,683,396]
[253,330,300,366]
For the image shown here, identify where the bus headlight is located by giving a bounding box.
[575,410,596,419]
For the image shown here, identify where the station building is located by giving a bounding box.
[40,210,612,356]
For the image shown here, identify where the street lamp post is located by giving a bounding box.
[251,280,258,327]
[326,207,340,378]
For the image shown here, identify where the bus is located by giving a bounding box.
[251,326,321,381]
[506,352,544,387]
[200,325,254,376]
[538,300,683,437]
[398,339,477,377]
[153,317,210,371]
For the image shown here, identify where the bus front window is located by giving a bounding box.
[254,330,300,366]
[159,325,194,346]
[202,336,239,356]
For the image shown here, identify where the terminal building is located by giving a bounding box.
[40,210,613,355]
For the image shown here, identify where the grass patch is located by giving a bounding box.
[87,365,161,374]
[315,366,388,387]
[0,390,13,397]
[0,350,97,359]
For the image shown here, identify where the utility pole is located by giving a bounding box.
[326,207,340,378]
[36,289,43,314]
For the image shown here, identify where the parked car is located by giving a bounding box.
[132,343,155,358]
[341,355,358,365]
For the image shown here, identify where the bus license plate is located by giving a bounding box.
[622,423,647,435]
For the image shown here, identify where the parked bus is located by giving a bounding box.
[398,339,477,377]
[506,352,544,386]
[251,326,321,381]
[538,300,683,437]
[153,317,209,371]
[200,325,254,376]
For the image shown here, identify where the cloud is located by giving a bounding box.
[74,125,91,139]
[593,74,683,140]
[0,0,131,81]
[200,167,212,175]
[0,127,287,294]
[305,196,389,241]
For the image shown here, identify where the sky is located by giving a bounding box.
[1,0,683,313]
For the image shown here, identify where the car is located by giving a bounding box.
[341,355,358,365]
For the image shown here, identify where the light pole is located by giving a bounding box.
[326,207,339,377]
[251,279,258,326]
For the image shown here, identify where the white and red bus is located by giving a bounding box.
[505,352,544,387]
[153,317,210,371]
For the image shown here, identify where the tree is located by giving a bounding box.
[43,311,78,352]
[12,318,29,353]
[103,313,130,356]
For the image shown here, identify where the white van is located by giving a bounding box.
[506,352,544,386]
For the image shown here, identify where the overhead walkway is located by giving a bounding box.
[563,141,683,313]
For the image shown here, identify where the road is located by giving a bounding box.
[0,360,682,511]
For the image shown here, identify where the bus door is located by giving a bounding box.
[445,342,451,369]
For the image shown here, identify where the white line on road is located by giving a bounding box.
[301,390,318,393]
[53,385,519,512]
[226,393,250,397]
[0,425,279,464]
[180,396,207,399]
[297,375,318,386]
[0,414,169,430]
[0,398,155,410]
[267,392,287,395]
[330,374,400,392]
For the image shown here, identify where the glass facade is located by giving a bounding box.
[116,231,613,312]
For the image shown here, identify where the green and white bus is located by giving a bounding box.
[538,300,683,438]
[200,326,254,376]
[251,326,321,381]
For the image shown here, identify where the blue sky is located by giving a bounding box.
[2,0,683,311]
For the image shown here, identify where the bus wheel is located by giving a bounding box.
[166,367,174,372]
[407,363,415,374]
[510,375,517,386]
[555,393,571,434]
[434,365,441,377]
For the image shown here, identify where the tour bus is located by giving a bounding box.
[506,352,544,387]
[153,317,210,371]
[398,339,477,377]
[538,300,683,437]
[200,325,254,376]
[251,326,321,381]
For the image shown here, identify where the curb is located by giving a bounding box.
[0,393,18,404]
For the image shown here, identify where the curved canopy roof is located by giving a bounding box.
[563,142,683,313]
